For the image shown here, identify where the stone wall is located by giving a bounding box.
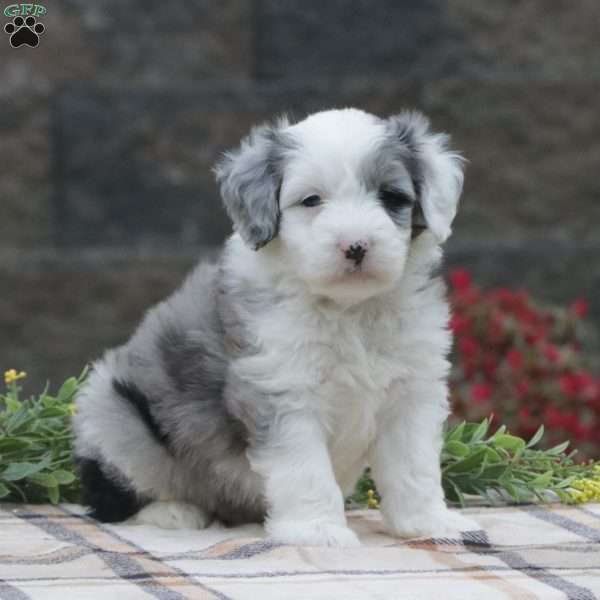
[1,0,598,391]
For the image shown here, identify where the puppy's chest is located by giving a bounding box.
[251,303,408,449]
[305,316,407,445]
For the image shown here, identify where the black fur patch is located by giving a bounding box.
[112,378,172,449]
[77,456,145,523]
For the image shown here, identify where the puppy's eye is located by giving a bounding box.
[378,188,413,212]
[301,194,322,207]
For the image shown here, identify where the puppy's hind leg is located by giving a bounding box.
[130,501,210,530]
[74,354,199,527]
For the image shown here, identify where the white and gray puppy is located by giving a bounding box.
[74,108,477,546]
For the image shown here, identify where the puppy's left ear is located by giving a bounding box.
[214,120,290,250]
[387,112,464,243]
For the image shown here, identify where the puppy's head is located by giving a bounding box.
[215,108,463,305]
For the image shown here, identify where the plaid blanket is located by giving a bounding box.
[1,503,599,599]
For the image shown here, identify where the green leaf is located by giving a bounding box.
[29,473,58,488]
[479,464,508,480]
[482,447,503,463]
[444,447,488,474]
[449,481,466,507]
[0,482,10,498]
[502,481,522,502]
[446,421,466,443]
[555,489,571,503]
[526,425,544,448]
[35,407,68,419]
[546,441,570,455]
[530,470,553,489]
[1,461,47,481]
[56,378,78,404]
[47,485,59,504]
[492,425,507,438]
[4,409,33,435]
[493,434,526,453]
[5,396,21,413]
[444,440,470,457]
[0,438,31,453]
[470,418,490,443]
[554,476,577,489]
[52,470,76,485]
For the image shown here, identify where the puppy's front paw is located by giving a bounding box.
[384,505,478,539]
[267,519,360,547]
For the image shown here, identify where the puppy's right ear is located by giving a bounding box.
[214,121,290,250]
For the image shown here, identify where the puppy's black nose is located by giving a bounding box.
[344,242,367,266]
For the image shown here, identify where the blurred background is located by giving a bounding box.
[1,0,599,398]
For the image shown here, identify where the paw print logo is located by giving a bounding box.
[4,15,44,48]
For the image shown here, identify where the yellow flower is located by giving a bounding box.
[4,369,26,385]
[367,489,379,509]
[568,472,600,504]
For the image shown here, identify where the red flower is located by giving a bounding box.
[525,326,547,346]
[559,373,580,396]
[515,306,539,326]
[507,349,524,371]
[557,372,596,398]
[543,344,561,363]
[449,314,470,334]
[570,298,589,319]
[518,406,531,420]
[516,379,530,397]
[543,406,567,428]
[458,336,479,358]
[449,269,472,293]
[487,311,505,344]
[490,288,514,306]
[471,383,492,404]
[576,372,595,390]
[483,356,498,378]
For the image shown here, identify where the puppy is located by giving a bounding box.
[73,108,477,546]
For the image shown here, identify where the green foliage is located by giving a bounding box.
[441,417,598,506]
[0,370,86,504]
[346,468,378,508]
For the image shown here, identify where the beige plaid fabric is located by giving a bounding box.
[0,503,599,599]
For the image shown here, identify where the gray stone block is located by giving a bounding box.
[447,0,600,81]
[0,95,52,249]
[0,253,195,394]
[57,0,249,34]
[0,1,252,95]
[422,80,600,242]
[255,0,473,80]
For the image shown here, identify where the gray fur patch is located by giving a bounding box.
[383,111,429,200]
[74,261,267,526]
[214,119,296,250]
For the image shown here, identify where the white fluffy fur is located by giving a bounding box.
[75,108,477,546]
